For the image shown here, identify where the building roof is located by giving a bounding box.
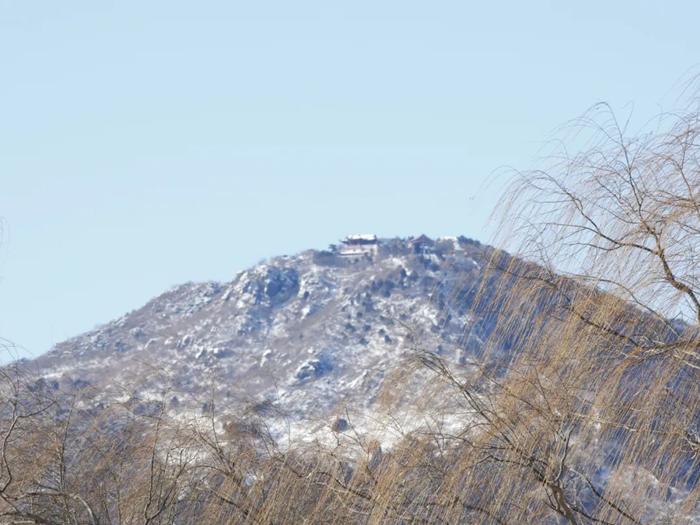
[342,234,378,244]
[411,234,433,245]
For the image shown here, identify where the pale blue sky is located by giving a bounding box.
[0,1,698,361]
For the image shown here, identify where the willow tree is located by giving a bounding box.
[436,94,700,523]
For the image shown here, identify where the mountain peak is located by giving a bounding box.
[25,236,494,443]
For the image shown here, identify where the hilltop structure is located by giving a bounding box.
[338,234,378,257]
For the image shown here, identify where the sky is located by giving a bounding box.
[0,1,698,361]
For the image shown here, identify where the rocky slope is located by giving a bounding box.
[23,236,506,444]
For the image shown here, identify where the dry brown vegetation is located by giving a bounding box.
[3,93,700,524]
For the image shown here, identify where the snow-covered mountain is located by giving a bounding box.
[13,235,700,523]
[23,236,507,444]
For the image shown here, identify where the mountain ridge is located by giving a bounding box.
[21,235,503,444]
